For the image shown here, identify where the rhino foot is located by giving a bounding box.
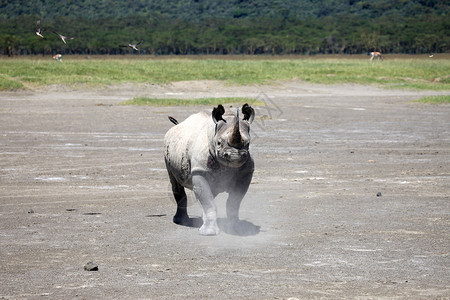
[199,223,220,236]
[173,213,189,225]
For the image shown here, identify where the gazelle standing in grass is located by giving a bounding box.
[369,51,383,61]
[52,54,62,62]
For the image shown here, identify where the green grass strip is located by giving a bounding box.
[414,95,450,104]
[119,97,263,106]
[0,75,24,90]
[1,57,449,91]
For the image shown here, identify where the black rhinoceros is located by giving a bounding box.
[164,104,255,235]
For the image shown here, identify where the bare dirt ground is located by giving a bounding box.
[0,80,449,299]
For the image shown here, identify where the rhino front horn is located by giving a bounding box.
[228,108,243,148]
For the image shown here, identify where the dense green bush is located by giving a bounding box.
[0,0,448,56]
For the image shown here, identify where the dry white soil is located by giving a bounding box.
[0,81,449,299]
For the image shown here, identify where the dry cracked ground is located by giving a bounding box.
[0,80,449,299]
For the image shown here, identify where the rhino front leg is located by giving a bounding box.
[192,174,220,235]
[226,192,244,225]
[226,170,253,226]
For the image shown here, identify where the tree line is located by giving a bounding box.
[0,12,448,56]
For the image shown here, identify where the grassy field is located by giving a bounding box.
[0,55,449,91]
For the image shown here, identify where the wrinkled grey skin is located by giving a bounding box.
[164,104,255,235]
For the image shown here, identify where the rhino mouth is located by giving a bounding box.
[217,149,249,167]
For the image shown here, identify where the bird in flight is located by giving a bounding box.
[119,41,143,51]
[51,30,75,44]
[35,20,45,38]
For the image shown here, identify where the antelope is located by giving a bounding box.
[369,51,383,61]
[53,54,62,62]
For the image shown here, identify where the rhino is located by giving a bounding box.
[164,104,255,235]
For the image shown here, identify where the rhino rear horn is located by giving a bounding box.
[212,104,226,124]
[242,103,255,123]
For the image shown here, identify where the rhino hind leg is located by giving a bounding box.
[169,176,190,225]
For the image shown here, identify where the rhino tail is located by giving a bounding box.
[168,116,179,125]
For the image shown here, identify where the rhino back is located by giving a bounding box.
[164,111,212,188]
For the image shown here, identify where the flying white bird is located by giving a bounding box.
[51,30,75,44]
[35,20,44,38]
[119,41,143,51]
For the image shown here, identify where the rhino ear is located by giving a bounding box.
[242,103,255,123]
[212,104,226,124]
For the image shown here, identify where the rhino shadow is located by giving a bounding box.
[218,218,261,236]
[175,217,260,236]
[176,216,203,228]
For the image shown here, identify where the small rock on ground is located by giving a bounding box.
[84,261,98,271]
